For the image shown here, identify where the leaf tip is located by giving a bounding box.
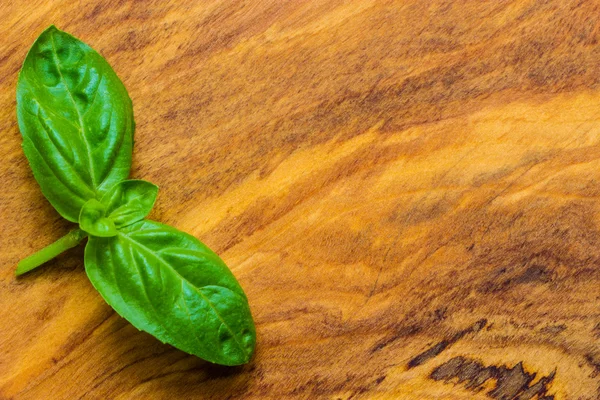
[42,24,59,35]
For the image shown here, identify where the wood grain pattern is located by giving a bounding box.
[1,1,600,399]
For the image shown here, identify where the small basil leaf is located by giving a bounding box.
[79,199,117,237]
[101,180,158,228]
[17,25,134,222]
[84,220,256,366]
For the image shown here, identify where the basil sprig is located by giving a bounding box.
[15,26,256,366]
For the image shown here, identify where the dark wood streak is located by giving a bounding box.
[407,319,487,369]
[584,354,600,379]
[430,356,556,400]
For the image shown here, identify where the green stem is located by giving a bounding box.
[16,229,88,276]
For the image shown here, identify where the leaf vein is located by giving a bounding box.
[22,135,88,203]
[35,109,91,186]
[118,231,248,356]
[49,30,98,189]
[121,237,174,341]
[81,75,104,119]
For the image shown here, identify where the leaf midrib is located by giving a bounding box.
[49,30,98,190]
[117,230,249,359]
[35,106,92,187]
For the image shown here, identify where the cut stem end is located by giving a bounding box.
[16,229,88,276]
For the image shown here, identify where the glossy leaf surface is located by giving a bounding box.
[84,220,256,365]
[101,180,158,228]
[17,25,134,222]
[79,199,117,237]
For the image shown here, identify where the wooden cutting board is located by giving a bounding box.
[1,1,599,399]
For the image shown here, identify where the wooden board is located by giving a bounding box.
[1,1,599,399]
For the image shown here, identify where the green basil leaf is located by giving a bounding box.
[79,199,117,237]
[101,180,158,228]
[84,220,256,365]
[16,25,134,222]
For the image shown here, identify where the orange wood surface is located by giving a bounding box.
[1,1,599,399]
